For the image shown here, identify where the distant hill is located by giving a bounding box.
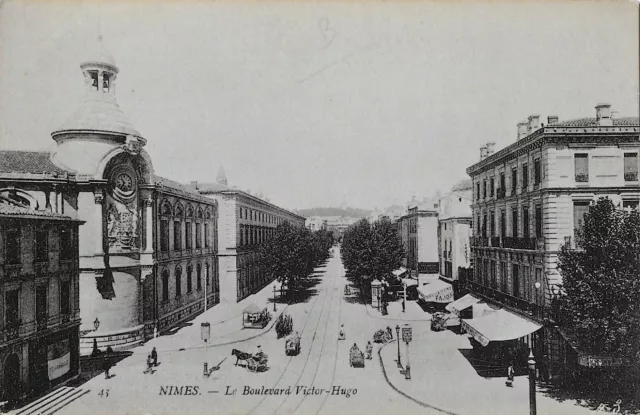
[295,207,372,218]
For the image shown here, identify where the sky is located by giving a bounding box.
[0,0,638,212]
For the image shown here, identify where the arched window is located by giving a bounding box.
[187,265,193,293]
[160,200,172,252]
[174,204,184,251]
[205,262,210,293]
[162,270,169,301]
[175,266,182,297]
[197,263,202,291]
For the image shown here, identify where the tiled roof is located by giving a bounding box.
[0,151,69,175]
[0,202,71,219]
[186,182,229,194]
[553,117,639,128]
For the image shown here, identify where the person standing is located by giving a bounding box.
[102,356,111,379]
[366,341,373,360]
[506,362,515,387]
[151,347,158,366]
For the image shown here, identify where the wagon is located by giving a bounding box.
[285,333,301,356]
[246,354,268,372]
[373,328,393,343]
[349,345,365,368]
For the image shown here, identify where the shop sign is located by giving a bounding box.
[579,355,626,368]
[433,289,454,303]
[461,321,490,347]
[48,339,70,380]
[402,326,412,343]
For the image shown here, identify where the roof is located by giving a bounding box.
[82,36,117,68]
[553,117,639,128]
[154,175,217,204]
[243,303,262,314]
[187,182,229,194]
[0,202,75,220]
[0,151,69,175]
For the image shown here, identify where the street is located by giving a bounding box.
[55,247,432,415]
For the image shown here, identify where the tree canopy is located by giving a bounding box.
[341,218,405,285]
[557,197,640,359]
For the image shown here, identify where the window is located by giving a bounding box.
[573,201,590,246]
[196,223,202,248]
[500,172,505,193]
[500,210,506,237]
[490,178,494,197]
[511,207,518,237]
[490,261,497,289]
[624,153,638,182]
[490,210,495,237]
[60,228,73,260]
[512,264,520,297]
[623,200,639,211]
[482,214,487,237]
[60,281,70,315]
[89,70,99,90]
[534,159,541,185]
[575,154,589,182]
[483,180,487,199]
[523,207,530,239]
[476,182,480,200]
[511,168,517,196]
[522,163,529,190]
[5,290,19,326]
[162,270,169,301]
[175,267,182,297]
[35,227,48,262]
[500,262,508,293]
[161,220,170,251]
[240,208,243,219]
[102,73,110,92]
[205,223,210,248]
[36,285,47,323]
[535,205,542,238]
[197,264,202,291]
[187,266,193,293]
[185,222,192,249]
[174,221,182,250]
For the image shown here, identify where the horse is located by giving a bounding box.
[231,349,252,366]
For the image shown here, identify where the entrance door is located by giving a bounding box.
[3,353,20,404]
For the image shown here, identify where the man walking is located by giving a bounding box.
[151,347,158,366]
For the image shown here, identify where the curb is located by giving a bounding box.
[377,340,462,415]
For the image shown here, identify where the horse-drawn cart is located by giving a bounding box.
[285,332,301,356]
[349,344,365,368]
[243,304,272,329]
[246,355,268,372]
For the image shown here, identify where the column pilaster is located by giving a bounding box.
[93,190,104,256]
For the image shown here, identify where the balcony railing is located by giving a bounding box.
[490,237,501,247]
[502,237,537,250]
[59,313,70,324]
[575,174,589,183]
[468,281,544,320]
[496,188,506,200]
[4,321,20,340]
[472,237,539,251]
[471,237,489,247]
[36,317,48,331]
[625,172,638,182]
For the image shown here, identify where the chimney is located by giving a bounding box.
[517,121,529,140]
[479,146,488,161]
[190,181,198,189]
[485,142,496,156]
[528,115,540,132]
[595,103,612,126]
[547,115,559,125]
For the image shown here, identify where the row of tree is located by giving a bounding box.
[259,222,334,300]
[341,218,405,297]
[558,197,640,360]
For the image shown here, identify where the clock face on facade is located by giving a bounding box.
[116,173,133,192]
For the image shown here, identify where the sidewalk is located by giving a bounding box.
[365,299,431,322]
[378,326,598,415]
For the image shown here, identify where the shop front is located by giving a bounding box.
[29,328,79,397]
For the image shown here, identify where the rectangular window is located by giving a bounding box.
[534,159,541,185]
[500,210,506,237]
[499,172,505,197]
[624,153,638,182]
[205,223,210,247]
[476,182,480,200]
[185,222,192,249]
[482,214,487,238]
[522,163,529,190]
[573,201,590,246]
[511,168,517,195]
[511,207,518,237]
[575,154,589,182]
[512,264,520,297]
[490,177,494,197]
[196,223,202,249]
[35,227,48,262]
[500,262,508,293]
[60,228,73,260]
[5,227,21,265]
[160,220,169,251]
[491,260,497,289]
[523,207,530,239]
[5,290,19,326]
[490,210,495,237]
[240,208,243,219]
[535,205,542,238]
[60,281,70,315]
[483,180,487,199]
[36,285,47,323]
[174,221,182,250]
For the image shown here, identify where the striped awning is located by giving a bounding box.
[417,280,454,303]
[461,309,542,347]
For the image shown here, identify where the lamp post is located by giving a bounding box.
[93,317,100,332]
[403,282,407,313]
[528,349,537,415]
[395,325,401,368]
[404,324,412,380]
[273,284,277,312]
[201,322,210,377]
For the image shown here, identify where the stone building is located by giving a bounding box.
[437,186,472,284]
[0,197,83,405]
[188,179,305,303]
[465,104,639,379]
[0,37,219,355]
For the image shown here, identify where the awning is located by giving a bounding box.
[243,303,262,314]
[461,309,542,347]
[392,267,408,277]
[417,280,454,303]
[445,294,481,313]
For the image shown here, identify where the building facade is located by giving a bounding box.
[403,201,440,277]
[466,104,639,378]
[438,190,472,284]
[0,199,83,405]
[0,37,220,355]
[190,181,305,303]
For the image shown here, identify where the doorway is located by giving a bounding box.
[3,353,21,405]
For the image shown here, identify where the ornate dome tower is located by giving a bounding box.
[50,35,148,177]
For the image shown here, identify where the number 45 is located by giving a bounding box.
[98,389,109,398]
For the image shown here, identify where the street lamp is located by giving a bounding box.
[201,322,211,377]
[395,325,401,368]
[273,284,277,312]
[93,317,100,331]
[528,349,537,415]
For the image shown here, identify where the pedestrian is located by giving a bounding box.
[506,362,515,387]
[102,356,111,379]
[366,341,373,360]
[402,298,406,313]
[146,354,153,374]
[151,347,158,366]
